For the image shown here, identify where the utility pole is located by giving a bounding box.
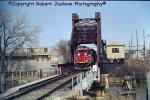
[131,35,133,60]
[143,30,146,60]
[129,41,131,59]
[136,30,139,60]
[147,35,150,59]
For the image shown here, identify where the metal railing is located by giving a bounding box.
[0,68,57,93]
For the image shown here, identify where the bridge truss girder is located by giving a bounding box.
[69,12,105,67]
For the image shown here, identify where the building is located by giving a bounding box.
[106,41,125,63]
[7,48,51,72]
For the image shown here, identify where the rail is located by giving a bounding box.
[4,71,81,100]
[4,74,66,100]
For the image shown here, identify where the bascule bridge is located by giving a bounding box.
[69,12,106,67]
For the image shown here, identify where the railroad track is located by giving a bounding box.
[4,71,82,100]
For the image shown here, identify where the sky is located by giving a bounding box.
[0,1,150,50]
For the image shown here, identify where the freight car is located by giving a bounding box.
[74,46,96,70]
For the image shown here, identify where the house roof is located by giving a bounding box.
[107,41,125,47]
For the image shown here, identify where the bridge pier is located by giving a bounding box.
[101,74,109,89]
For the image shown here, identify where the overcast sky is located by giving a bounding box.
[0,1,150,50]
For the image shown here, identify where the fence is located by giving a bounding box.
[0,68,57,93]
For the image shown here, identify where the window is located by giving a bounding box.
[112,48,119,53]
[79,50,88,53]
[44,48,48,52]
[27,48,34,53]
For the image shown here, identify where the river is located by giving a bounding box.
[108,82,147,100]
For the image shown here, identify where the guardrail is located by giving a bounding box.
[70,68,94,96]
[0,68,56,93]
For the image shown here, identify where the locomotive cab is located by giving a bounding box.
[74,46,96,70]
[75,50,88,63]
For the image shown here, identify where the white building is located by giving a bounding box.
[106,41,125,62]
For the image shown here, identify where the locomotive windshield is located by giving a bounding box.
[78,50,88,53]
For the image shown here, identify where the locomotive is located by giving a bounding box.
[74,46,96,70]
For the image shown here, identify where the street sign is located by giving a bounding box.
[93,65,97,72]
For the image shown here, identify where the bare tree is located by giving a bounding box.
[111,59,150,82]
[52,39,69,63]
[0,10,40,73]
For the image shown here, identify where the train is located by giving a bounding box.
[74,46,97,70]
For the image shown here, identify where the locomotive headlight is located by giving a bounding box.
[78,53,80,56]
[84,53,87,55]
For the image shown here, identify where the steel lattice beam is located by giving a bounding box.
[69,12,103,67]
